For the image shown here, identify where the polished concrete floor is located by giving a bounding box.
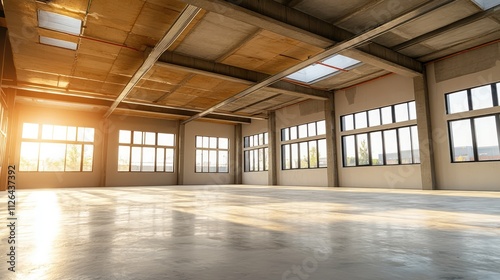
[1,185,500,280]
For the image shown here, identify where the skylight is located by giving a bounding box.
[286,54,361,84]
[40,36,78,50]
[38,10,82,35]
[471,0,500,10]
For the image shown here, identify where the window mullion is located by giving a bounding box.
[470,118,479,162]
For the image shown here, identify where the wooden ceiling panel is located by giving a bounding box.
[109,48,144,76]
[15,41,76,75]
[68,78,105,93]
[136,79,177,92]
[105,74,131,85]
[159,92,197,107]
[188,96,220,109]
[17,69,60,88]
[131,2,181,40]
[100,83,126,96]
[145,0,186,11]
[123,33,156,52]
[126,88,167,103]
[86,0,145,32]
[78,38,122,60]
[144,65,191,85]
[83,23,129,44]
[184,74,225,91]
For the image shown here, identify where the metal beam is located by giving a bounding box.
[103,5,202,118]
[182,0,426,76]
[393,4,500,51]
[182,0,454,124]
[157,51,331,100]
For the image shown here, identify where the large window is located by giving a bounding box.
[281,120,327,170]
[118,130,175,172]
[446,82,500,163]
[341,101,416,131]
[20,123,95,172]
[244,132,268,172]
[195,136,229,173]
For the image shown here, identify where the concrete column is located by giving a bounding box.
[234,124,243,184]
[267,112,277,185]
[0,89,17,191]
[177,121,185,185]
[325,94,339,187]
[99,119,110,187]
[414,74,436,190]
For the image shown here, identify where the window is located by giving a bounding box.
[286,54,361,84]
[341,100,416,131]
[281,120,327,170]
[342,125,420,167]
[20,123,94,172]
[196,136,229,173]
[244,132,268,172]
[118,130,175,172]
[38,10,82,50]
[446,82,500,163]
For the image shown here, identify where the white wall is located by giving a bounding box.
[335,74,422,189]
[105,115,178,187]
[242,119,268,185]
[275,100,328,187]
[182,121,235,185]
[14,104,103,189]
[427,42,500,191]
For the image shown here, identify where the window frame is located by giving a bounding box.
[244,132,269,172]
[195,135,230,173]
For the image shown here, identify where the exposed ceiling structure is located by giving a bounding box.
[1,0,499,123]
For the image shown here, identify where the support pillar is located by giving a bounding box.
[0,88,17,191]
[325,94,339,187]
[234,124,243,184]
[414,74,436,190]
[267,112,277,185]
[177,121,185,185]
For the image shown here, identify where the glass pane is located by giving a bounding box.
[447,91,469,114]
[118,146,130,171]
[408,101,417,120]
[384,130,399,165]
[142,147,155,171]
[355,112,368,129]
[119,130,131,144]
[156,148,165,172]
[356,134,369,165]
[244,137,249,148]
[291,143,299,169]
[318,139,327,168]
[343,135,356,167]
[22,123,39,139]
[131,147,142,171]
[20,142,39,171]
[395,103,409,122]
[282,145,290,170]
[219,138,229,149]
[209,137,217,149]
[316,120,326,135]
[144,132,156,145]
[308,123,317,137]
[471,85,493,110]
[84,128,95,142]
[249,149,254,171]
[259,134,264,146]
[133,131,143,145]
[411,126,420,163]
[202,137,209,148]
[300,142,309,168]
[65,144,82,171]
[264,133,269,145]
[39,143,66,171]
[202,150,209,172]
[398,127,413,164]
[42,124,54,140]
[342,115,354,131]
[244,150,250,171]
[298,124,308,139]
[290,126,298,140]
[368,109,381,127]
[158,133,175,146]
[254,135,259,146]
[196,136,203,148]
[450,120,474,162]
[196,150,203,172]
[309,140,318,168]
[249,135,254,147]
[381,106,393,125]
[165,149,174,172]
[219,151,228,173]
[258,148,264,171]
[370,132,383,165]
[53,125,67,141]
[474,116,500,161]
[497,83,500,105]
[209,150,217,172]
[264,148,269,170]
[77,127,85,142]
[253,150,258,171]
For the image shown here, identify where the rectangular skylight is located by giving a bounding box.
[286,54,361,84]
[38,10,82,35]
[471,0,500,10]
[40,36,78,50]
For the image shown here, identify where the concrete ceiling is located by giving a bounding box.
[1,0,499,123]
